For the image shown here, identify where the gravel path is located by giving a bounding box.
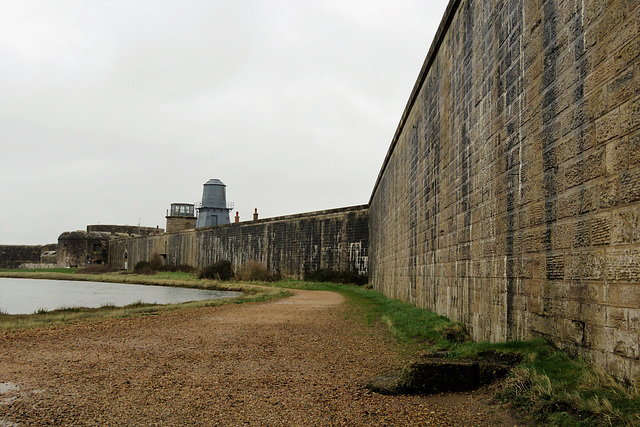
[0,289,526,426]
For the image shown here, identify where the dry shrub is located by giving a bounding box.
[236,261,279,282]
[76,265,112,274]
[199,260,234,280]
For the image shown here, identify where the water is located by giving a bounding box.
[0,278,241,315]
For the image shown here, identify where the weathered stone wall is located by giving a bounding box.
[165,216,197,234]
[87,224,163,236]
[58,231,110,267]
[0,246,42,269]
[370,0,640,382]
[109,206,369,278]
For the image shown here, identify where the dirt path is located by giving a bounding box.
[0,289,526,426]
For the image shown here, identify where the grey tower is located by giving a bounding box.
[195,179,232,228]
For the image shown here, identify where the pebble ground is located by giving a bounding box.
[0,289,527,426]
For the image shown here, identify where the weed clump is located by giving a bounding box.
[236,261,281,282]
[133,255,196,275]
[199,260,234,280]
[436,322,470,343]
[304,269,368,285]
[133,261,154,275]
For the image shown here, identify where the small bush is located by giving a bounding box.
[133,259,196,275]
[133,261,155,275]
[156,264,197,273]
[76,265,112,274]
[199,260,234,280]
[133,261,149,271]
[236,261,281,282]
[149,253,164,270]
[304,269,368,285]
[437,322,470,343]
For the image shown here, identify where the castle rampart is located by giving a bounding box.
[369,0,640,383]
[109,205,369,278]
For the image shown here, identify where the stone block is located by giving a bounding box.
[586,85,608,121]
[607,67,635,110]
[585,57,615,95]
[612,208,640,244]
[606,305,629,329]
[598,176,621,208]
[607,247,640,281]
[619,95,640,135]
[582,250,607,281]
[614,34,640,74]
[579,184,600,214]
[587,325,615,353]
[596,107,621,144]
[620,168,640,203]
[589,213,612,246]
[629,129,640,167]
[606,283,640,306]
[557,192,580,219]
[606,137,629,174]
[629,308,640,332]
[573,219,591,248]
[613,329,639,359]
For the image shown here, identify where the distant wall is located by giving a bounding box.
[0,245,42,269]
[369,0,640,382]
[109,206,369,278]
[87,224,163,236]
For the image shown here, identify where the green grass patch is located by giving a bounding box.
[0,268,79,274]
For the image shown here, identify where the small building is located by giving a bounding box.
[57,230,110,267]
[195,179,233,228]
[166,203,197,233]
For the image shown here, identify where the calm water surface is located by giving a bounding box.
[0,278,241,315]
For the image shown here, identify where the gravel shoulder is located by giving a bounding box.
[0,289,527,426]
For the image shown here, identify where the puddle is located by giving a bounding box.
[0,383,20,406]
[0,382,26,424]
[0,383,18,394]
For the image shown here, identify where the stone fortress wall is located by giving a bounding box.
[108,206,369,278]
[369,0,640,383]
[1,0,629,384]
[0,245,48,269]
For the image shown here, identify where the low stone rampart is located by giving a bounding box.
[109,205,369,278]
[0,246,42,269]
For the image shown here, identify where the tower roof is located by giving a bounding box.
[204,178,225,186]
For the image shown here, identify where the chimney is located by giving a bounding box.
[253,208,259,221]
[235,211,240,223]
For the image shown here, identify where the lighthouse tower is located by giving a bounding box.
[195,179,232,228]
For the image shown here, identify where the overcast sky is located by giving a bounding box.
[0,0,449,245]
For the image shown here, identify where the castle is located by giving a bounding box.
[2,0,639,384]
